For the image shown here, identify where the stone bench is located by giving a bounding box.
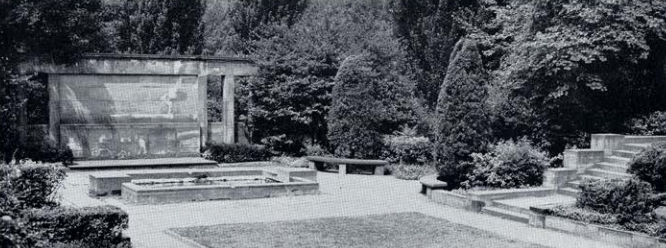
[419,174,448,197]
[305,156,388,175]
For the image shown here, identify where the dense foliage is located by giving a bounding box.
[111,0,206,55]
[203,143,273,163]
[0,164,66,215]
[577,178,659,225]
[628,142,666,193]
[483,0,666,155]
[382,135,433,165]
[628,111,666,136]
[464,139,548,189]
[434,39,492,189]
[239,1,404,154]
[327,54,413,159]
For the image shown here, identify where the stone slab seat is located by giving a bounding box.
[419,174,448,197]
[305,156,388,175]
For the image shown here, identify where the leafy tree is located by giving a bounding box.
[388,0,485,108]
[482,0,666,155]
[209,0,309,55]
[116,0,206,55]
[0,0,107,163]
[435,39,492,189]
[239,1,407,155]
[327,54,413,159]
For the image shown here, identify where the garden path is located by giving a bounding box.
[59,168,619,248]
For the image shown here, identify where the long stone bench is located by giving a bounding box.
[305,156,387,175]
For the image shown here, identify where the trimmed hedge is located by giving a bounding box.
[0,164,66,215]
[22,206,131,248]
[16,136,74,166]
[577,178,659,225]
[203,143,272,163]
[382,136,433,165]
[628,142,666,193]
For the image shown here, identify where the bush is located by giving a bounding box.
[303,143,331,157]
[327,54,414,159]
[434,39,492,189]
[16,136,74,166]
[0,164,66,215]
[628,142,666,193]
[629,111,666,135]
[386,163,437,180]
[203,143,273,163]
[462,139,548,189]
[382,135,433,165]
[577,178,659,225]
[1,216,28,248]
[22,206,131,248]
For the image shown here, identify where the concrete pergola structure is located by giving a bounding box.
[20,53,258,159]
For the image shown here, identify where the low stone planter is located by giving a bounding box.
[430,190,485,212]
[530,206,666,248]
[89,167,316,196]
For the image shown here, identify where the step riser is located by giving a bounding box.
[481,208,529,224]
[594,163,628,173]
[603,157,630,165]
[612,150,639,158]
[586,170,630,179]
[624,137,666,144]
[558,189,580,198]
[623,145,648,152]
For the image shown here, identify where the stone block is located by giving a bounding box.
[89,174,132,196]
[543,168,578,188]
[275,167,317,182]
[591,134,625,156]
[563,149,604,173]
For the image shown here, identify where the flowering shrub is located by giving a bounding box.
[463,139,548,189]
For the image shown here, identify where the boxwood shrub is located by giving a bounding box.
[22,206,131,248]
[203,143,273,163]
[382,136,433,165]
[577,178,659,224]
[628,142,666,193]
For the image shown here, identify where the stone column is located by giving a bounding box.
[48,74,60,145]
[197,75,208,148]
[222,74,235,143]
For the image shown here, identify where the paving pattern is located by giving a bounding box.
[59,168,619,248]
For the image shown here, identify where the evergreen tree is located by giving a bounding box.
[117,0,205,55]
[388,0,484,109]
[435,39,491,188]
[327,54,413,159]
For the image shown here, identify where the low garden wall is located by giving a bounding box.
[529,206,666,248]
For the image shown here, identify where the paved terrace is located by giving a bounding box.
[59,167,618,248]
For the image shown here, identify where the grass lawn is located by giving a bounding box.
[171,212,547,248]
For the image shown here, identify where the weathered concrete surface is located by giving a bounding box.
[59,168,618,248]
[20,53,258,76]
[25,54,258,159]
